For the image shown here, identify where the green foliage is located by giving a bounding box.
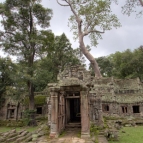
[91,47,143,80]
[90,56,113,77]
[0,120,24,127]
[0,57,16,101]
[0,126,38,133]
[22,109,36,126]
[90,123,99,143]
[24,95,47,106]
[59,130,66,137]
[0,0,53,110]
[67,0,121,46]
[33,33,83,91]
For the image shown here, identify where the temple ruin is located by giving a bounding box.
[47,65,143,138]
[1,65,143,138]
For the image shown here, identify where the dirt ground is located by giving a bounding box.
[35,128,108,143]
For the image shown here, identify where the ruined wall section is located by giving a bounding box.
[101,78,143,118]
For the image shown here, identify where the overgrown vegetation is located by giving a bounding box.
[90,123,99,143]
[24,95,47,106]
[90,48,143,80]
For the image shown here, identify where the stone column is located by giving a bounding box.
[129,104,133,115]
[97,98,103,127]
[7,109,11,119]
[50,89,59,138]
[80,90,90,138]
[15,105,18,120]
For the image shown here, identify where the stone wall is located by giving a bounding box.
[0,93,48,120]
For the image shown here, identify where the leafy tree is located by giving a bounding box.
[33,33,83,92]
[99,48,143,80]
[96,56,113,77]
[0,0,53,124]
[128,47,143,80]
[57,0,121,78]
[111,49,134,78]
[0,57,16,107]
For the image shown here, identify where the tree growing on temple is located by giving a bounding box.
[0,0,53,125]
[57,0,121,78]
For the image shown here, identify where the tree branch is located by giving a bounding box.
[83,29,104,36]
[139,0,143,6]
[90,30,104,33]
[5,31,16,36]
[57,0,70,6]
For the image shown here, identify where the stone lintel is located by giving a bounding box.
[48,83,57,87]
[49,87,60,92]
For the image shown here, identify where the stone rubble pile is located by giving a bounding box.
[0,124,49,143]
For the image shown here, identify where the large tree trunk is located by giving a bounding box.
[79,34,102,78]
[28,82,35,110]
[56,0,102,78]
[27,81,37,126]
[27,53,37,126]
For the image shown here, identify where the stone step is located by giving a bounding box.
[99,131,105,135]
[66,122,81,128]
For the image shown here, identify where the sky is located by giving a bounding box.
[0,0,143,64]
[43,0,143,58]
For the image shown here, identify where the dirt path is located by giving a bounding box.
[36,128,95,143]
[98,135,108,143]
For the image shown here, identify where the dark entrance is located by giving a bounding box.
[133,105,140,113]
[65,91,81,128]
[36,107,42,114]
[70,98,80,122]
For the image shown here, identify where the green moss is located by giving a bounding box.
[59,130,66,137]
[104,116,124,121]
[0,120,24,127]
[24,95,47,106]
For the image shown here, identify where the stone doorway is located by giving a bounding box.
[65,91,81,128]
[7,109,15,119]
[69,98,81,122]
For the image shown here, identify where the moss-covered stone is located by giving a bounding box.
[24,95,47,106]
[0,120,24,127]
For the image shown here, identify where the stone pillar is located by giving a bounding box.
[129,104,133,115]
[97,98,103,127]
[50,89,59,138]
[14,107,18,120]
[80,90,90,138]
[7,109,10,119]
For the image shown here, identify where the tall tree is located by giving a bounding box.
[0,57,15,97]
[0,0,53,124]
[0,57,16,108]
[33,33,82,91]
[57,0,121,78]
[96,56,113,77]
[97,48,143,80]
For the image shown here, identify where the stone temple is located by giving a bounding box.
[47,65,143,138]
[1,65,143,138]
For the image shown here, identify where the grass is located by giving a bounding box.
[109,126,143,143]
[0,126,39,133]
